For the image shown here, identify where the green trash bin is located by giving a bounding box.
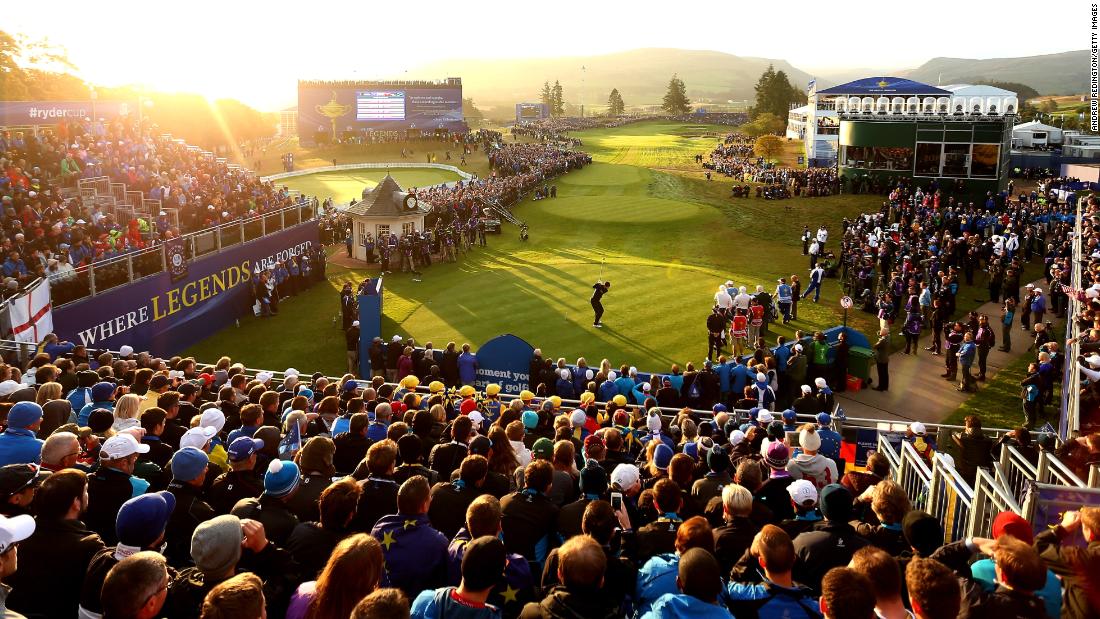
[847,346,873,382]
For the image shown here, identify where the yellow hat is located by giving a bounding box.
[549,396,562,408]
[429,381,445,393]
[486,383,501,396]
[612,394,627,407]
[520,390,535,401]
[401,375,420,389]
[580,391,596,404]
[459,385,476,397]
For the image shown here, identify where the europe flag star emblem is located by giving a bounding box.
[877,80,890,89]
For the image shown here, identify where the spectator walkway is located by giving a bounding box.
[836,279,1051,424]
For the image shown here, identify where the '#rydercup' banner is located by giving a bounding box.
[52,221,319,356]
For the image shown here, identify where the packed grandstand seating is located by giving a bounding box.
[706,133,839,198]
[0,118,304,292]
[0,332,1092,619]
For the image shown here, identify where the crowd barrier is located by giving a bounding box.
[898,441,933,512]
[969,466,1022,538]
[929,454,974,543]
[998,444,1038,505]
[1061,195,1084,437]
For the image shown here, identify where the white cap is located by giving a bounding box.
[256,371,273,384]
[794,344,803,352]
[787,479,818,506]
[119,345,134,357]
[0,381,20,398]
[570,409,587,426]
[910,421,927,435]
[801,385,812,394]
[0,514,35,553]
[180,426,216,450]
[392,335,402,342]
[284,368,300,378]
[467,411,485,430]
[729,430,746,447]
[611,463,641,491]
[647,410,662,434]
[168,370,183,380]
[100,433,150,459]
[629,367,637,376]
[815,377,827,389]
[758,411,774,424]
[199,409,226,434]
[351,320,360,327]
[1025,283,1035,289]
[642,382,651,392]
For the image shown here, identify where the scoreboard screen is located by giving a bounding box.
[356,91,406,121]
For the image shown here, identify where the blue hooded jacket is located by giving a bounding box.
[635,553,680,616]
[642,593,731,619]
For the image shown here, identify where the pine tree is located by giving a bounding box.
[751,65,777,119]
[661,75,691,115]
[551,80,565,116]
[608,88,625,116]
[540,81,553,109]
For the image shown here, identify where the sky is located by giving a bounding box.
[5,0,1088,111]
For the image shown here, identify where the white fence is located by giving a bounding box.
[260,162,475,184]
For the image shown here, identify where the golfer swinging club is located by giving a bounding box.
[592,278,610,327]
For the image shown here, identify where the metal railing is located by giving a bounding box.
[997,444,1039,506]
[969,466,1023,538]
[1035,450,1088,487]
[898,441,933,511]
[876,432,901,477]
[1063,195,1084,436]
[51,199,316,308]
[928,453,974,544]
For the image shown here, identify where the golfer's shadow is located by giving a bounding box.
[597,324,677,368]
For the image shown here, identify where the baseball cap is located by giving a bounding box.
[992,511,1034,544]
[227,436,264,462]
[100,433,150,459]
[531,438,554,459]
[787,479,818,507]
[118,345,134,357]
[255,371,273,384]
[179,426,217,451]
[199,409,226,434]
[758,411,774,424]
[0,514,35,554]
[910,422,927,435]
[171,447,209,482]
[116,491,175,548]
[816,413,832,425]
[0,381,20,398]
[468,435,492,456]
[6,402,42,429]
[149,375,169,390]
[611,463,641,491]
[0,464,42,500]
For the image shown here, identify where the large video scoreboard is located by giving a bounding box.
[298,78,464,143]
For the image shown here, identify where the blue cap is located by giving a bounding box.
[343,381,361,393]
[227,436,264,462]
[522,410,539,430]
[748,407,761,421]
[712,404,728,413]
[654,443,674,470]
[116,491,175,548]
[264,459,300,497]
[782,409,797,421]
[817,413,832,425]
[297,388,314,401]
[91,382,115,402]
[6,402,42,429]
[682,442,699,460]
[171,447,209,482]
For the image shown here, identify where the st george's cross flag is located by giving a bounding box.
[9,279,52,344]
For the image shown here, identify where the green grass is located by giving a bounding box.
[278,168,465,204]
[184,121,887,374]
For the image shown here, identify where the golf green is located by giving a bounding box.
[277,168,464,204]
[182,122,885,375]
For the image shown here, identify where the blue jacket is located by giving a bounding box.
[725,580,821,619]
[959,341,976,367]
[457,352,478,385]
[642,594,731,619]
[730,365,750,395]
[635,553,680,616]
[715,363,732,393]
[817,428,842,461]
[598,381,618,403]
[446,528,534,613]
[372,513,449,598]
[774,347,791,372]
[0,428,44,466]
[555,378,576,400]
[411,587,501,619]
[77,400,114,426]
[615,376,636,397]
[66,387,92,414]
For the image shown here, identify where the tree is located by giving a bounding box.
[607,88,625,116]
[754,135,784,161]
[751,65,801,120]
[462,97,484,123]
[540,81,553,109]
[740,112,785,138]
[662,74,691,115]
[551,80,565,117]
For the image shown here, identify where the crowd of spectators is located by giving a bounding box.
[0,118,308,303]
[704,134,838,198]
[0,338,1090,619]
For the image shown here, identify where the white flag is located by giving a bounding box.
[9,279,52,344]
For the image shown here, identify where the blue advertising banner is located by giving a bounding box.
[474,334,534,396]
[52,221,319,356]
[1029,483,1100,544]
[165,237,188,283]
[357,278,383,377]
[0,100,133,125]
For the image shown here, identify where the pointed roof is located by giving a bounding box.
[345,174,430,218]
[817,77,951,96]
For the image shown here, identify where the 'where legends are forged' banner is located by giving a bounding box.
[52,221,319,356]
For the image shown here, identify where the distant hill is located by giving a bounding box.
[412,48,818,109]
[901,51,1087,95]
